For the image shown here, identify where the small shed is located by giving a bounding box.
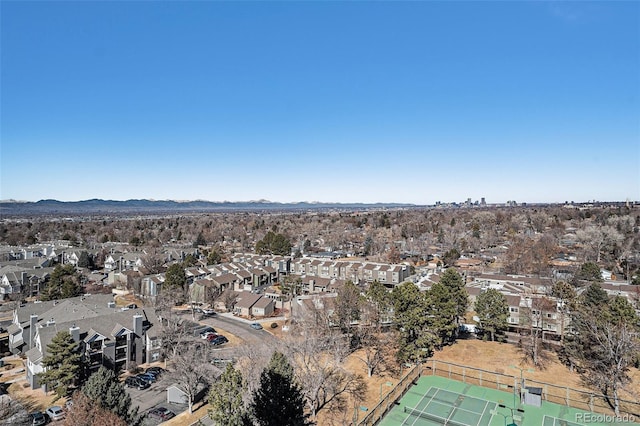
[166,385,188,405]
[522,386,542,407]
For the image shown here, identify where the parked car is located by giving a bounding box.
[198,327,216,338]
[206,333,220,341]
[147,407,175,421]
[136,373,156,383]
[45,406,65,421]
[210,335,228,346]
[201,331,217,340]
[143,369,160,378]
[31,411,47,426]
[145,366,165,376]
[250,323,263,330]
[125,376,150,390]
[202,308,216,316]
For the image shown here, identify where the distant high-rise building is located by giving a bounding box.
[481,197,486,206]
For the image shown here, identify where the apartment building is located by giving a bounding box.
[9,293,161,390]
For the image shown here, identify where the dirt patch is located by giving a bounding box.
[8,381,61,412]
[114,293,144,307]
[430,339,640,401]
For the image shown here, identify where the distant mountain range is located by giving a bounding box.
[0,198,418,215]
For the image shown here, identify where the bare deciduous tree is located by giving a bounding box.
[576,225,623,263]
[284,327,366,419]
[519,296,555,367]
[167,342,221,414]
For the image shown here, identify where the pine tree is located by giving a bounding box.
[208,364,249,426]
[38,331,82,399]
[392,282,438,362]
[250,352,309,426]
[438,268,469,324]
[42,264,83,301]
[427,282,458,347]
[474,288,509,341]
[81,367,140,425]
[164,263,187,301]
[77,251,95,269]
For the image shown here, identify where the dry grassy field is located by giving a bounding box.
[334,338,640,425]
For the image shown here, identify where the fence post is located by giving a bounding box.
[589,394,594,412]
[479,371,482,387]
[565,387,569,406]
[448,364,451,378]
[432,359,436,376]
[462,367,466,383]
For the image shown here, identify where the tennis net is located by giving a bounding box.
[403,406,470,426]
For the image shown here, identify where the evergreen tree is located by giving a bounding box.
[255,231,292,256]
[38,331,82,399]
[77,251,95,269]
[194,232,207,247]
[426,283,458,347]
[573,262,603,285]
[250,352,309,426]
[392,282,438,362]
[438,268,469,324]
[442,248,460,267]
[474,289,509,341]
[209,364,249,426]
[165,263,187,297]
[42,264,83,301]
[582,282,609,308]
[365,280,391,324]
[182,253,197,267]
[81,367,141,425]
[207,249,222,265]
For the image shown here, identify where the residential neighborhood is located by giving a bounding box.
[0,201,638,425]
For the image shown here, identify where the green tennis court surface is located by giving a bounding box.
[542,415,583,426]
[401,387,495,426]
[379,375,637,426]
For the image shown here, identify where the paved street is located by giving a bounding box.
[199,313,279,346]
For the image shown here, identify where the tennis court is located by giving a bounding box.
[542,415,583,426]
[377,375,636,426]
[402,386,496,426]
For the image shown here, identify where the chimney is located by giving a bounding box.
[29,314,38,349]
[69,325,80,343]
[133,314,143,337]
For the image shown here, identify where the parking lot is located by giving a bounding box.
[124,370,187,425]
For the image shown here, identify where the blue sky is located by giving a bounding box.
[1,1,638,204]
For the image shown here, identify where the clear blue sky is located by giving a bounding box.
[1,1,639,204]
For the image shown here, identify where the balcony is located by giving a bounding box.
[115,347,128,361]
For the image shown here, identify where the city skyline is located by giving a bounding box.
[1,1,638,204]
